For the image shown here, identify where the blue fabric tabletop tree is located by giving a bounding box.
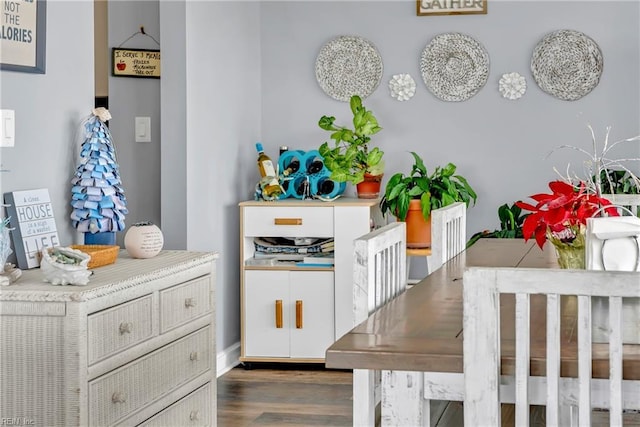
[70,108,128,245]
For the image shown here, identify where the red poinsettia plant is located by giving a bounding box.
[515,180,619,249]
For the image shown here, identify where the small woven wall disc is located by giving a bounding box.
[420,32,490,102]
[531,29,603,101]
[315,35,383,102]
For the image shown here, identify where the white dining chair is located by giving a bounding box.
[602,193,640,216]
[352,222,407,426]
[463,267,640,426]
[407,202,467,284]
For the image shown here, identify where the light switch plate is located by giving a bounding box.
[135,116,151,142]
[0,109,15,147]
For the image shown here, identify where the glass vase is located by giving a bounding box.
[551,242,585,269]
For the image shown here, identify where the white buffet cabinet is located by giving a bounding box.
[0,250,217,427]
[239,198,381,364]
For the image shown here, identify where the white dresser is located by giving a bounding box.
[239,198,381,364]
[0,250,217,427]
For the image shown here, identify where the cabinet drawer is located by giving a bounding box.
[160,277,211,333]
[243,206,333,237]
[138,383,211,426]
[89,326,211,426]
[88,295,154,365]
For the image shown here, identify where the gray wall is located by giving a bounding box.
[0,1,94,250]
[160,1,261,357]
[260,0,640,239]
[108,1,161,246]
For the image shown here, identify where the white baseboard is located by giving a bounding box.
[216,341,241,377]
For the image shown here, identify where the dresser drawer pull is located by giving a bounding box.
[275,300,283,328]
[189,410,200,421]
[119,322,133,335]
[189,351,200,361]
[296,300,303,329]
[111,392,127,404]
[184,298,197,308]
[274,218,302,226]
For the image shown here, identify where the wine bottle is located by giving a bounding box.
[282,157,300,177]
[317,178,335,195]
[255,142,282,199]
[306,157,324,174]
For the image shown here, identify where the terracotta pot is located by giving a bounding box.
[356,173,383,199]
[403,199,431,248]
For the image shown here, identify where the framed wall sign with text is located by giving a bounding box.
[112,48,161,78]
[417,0,487,16]
[0,0,46,73]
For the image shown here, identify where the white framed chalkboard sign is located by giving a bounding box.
[0,0,47,74]
[4,188,60,269]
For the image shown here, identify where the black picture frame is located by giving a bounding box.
[0,0,47,74]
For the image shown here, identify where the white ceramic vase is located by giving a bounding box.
[124,221,164,259]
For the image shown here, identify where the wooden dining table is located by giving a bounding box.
[325,238,640,424]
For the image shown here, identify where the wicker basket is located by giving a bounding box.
[70,245,120,268]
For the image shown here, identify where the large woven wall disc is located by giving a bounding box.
[420,33,489,102]
[531,29,603,101]
[315,35,383,102]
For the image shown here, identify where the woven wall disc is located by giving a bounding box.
[531,29,603,101]
[420,32,489,102]
[315,35,383,102]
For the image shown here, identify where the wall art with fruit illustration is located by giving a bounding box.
[112,47,161,78]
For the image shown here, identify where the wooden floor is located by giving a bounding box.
[217,364,640,426]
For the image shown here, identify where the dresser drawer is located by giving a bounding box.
[88,295,154,365]
[89,326,211,426]
[243,206,334,237]
[138,383,211,426]
[160,277,211,333]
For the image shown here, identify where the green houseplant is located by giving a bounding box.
[466,203,528,248]
[380,151,477,247]
[318,95,384,197]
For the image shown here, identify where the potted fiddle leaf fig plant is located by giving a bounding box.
[380,151,477,248]
[318,95,385,198]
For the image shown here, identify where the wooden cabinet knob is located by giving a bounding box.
[274,218,303,225]
[296,300,303,329]
[275,300,283,328]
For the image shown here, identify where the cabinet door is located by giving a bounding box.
[244,270,290,357]
[289,271,335,359]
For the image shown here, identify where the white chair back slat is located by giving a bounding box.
[546,293,561,426]
[463,267,640,427]
[609,296,624,426]
[431,202,467,272]
[602,193,640,216]
[515,293,530,427]
[577,295,592,425]
[352,222,407,427]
